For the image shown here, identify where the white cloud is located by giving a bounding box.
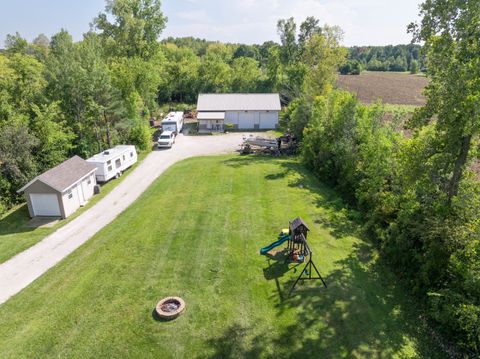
[162,0,422,46]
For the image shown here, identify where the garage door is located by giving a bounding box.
[30,193,61,217]
[259,112,277,129]
[238,112,255,129]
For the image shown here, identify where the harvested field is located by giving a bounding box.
[337,71,428,106]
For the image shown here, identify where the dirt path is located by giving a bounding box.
[0,133,247,305]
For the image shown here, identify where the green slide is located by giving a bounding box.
[260,235,290,255]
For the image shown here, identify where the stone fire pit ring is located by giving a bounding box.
[155,296,186,320]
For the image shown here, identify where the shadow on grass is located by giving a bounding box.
[0,204,34,235]
[206,243,444,359]
[215,155,445,358]
[201,323,265,359]
[224,155,361,240]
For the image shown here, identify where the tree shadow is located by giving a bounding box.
[222,155,280,168]
[268,159,362,240]
[266,241,444,358]
[205,243,444,358]
[0,204,35,235]
[201,323,265,359]
[214,155,445,358]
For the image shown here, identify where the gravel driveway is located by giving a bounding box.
[0,133,247,305]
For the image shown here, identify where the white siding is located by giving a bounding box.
[61,173,96,217]
[62,184,81,218]
[224,111,279,129]
[259,112,278,129]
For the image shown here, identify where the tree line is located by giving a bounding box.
[0,0,477,354]
[341,44,425,74]
[0,2,346,215]
[283,1,479,354]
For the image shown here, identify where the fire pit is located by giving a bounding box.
[155,296,185,320]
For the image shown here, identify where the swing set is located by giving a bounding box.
[260,217,327,295]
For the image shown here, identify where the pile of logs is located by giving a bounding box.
[241,136,280,156]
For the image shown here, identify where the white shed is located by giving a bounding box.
[196,93,281,133]
[18,156,97,219]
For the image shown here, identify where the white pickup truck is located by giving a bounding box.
[157,131,175,148]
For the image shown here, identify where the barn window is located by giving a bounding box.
[87,178,91,185]
[67,190,73,199]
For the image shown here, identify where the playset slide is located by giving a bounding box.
[260,235,290,255]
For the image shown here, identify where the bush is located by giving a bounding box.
[300,89,480,355]
[339,60,362,75]
[128,119,153,151]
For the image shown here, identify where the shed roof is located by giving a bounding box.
[197,112,225,120]
[197,93,281,112]
[290,217,310,231]
[19,156,96,193]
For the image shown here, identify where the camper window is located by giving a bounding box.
[108,165,112,172]
[123,155,125,161]
[115,158,121,168]
[130,152,133,157]
[107,160,111,165]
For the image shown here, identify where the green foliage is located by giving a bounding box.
[94,0,167,59]
[349,44,425,73]
[31,103,75,170]
[409,59,419,74]
[230,57,262,93]
[300,87,480,354]
[128,118,152,151]
[0,155,445,358]
[340,60,362,75]
[0,121,39,208]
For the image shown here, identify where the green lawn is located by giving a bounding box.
[0,155,444,358]
[0,151,148,264]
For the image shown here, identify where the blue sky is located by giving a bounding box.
[0,0,423,47]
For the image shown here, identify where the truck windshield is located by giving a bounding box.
[160,135,171,139]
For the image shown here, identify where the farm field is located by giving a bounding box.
[337,71,428,106]
[0,155,444,358]
[0,151,148,264]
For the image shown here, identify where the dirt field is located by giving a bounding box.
[337,71,428,106]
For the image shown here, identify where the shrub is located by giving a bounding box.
[128,119,153,151]
[300,89,480,354]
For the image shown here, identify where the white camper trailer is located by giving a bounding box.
[87,145,137,182]
[161,111,184,134]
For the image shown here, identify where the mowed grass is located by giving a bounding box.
[0,155,444,358]
[0,151,148,264]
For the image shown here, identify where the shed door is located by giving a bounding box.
[30,193,61,217]
[259,112,277,129]
[238,112,255,129]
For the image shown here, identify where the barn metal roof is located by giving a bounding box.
[197,93,281,111]
[197,112,225,120]
[18,156,97,193]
